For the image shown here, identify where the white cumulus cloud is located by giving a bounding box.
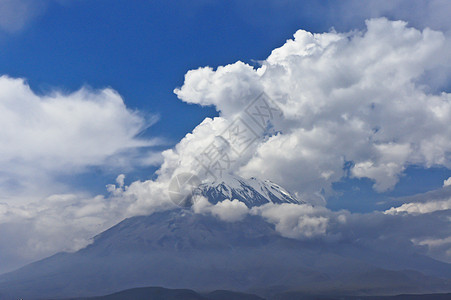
[193,197,249,222]
[251,203,331,239]
[173,18,451,202]
[0,76,160,201]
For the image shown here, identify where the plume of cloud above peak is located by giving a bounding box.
[173,18,451,203]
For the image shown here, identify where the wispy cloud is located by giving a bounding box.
[0,0,48,33]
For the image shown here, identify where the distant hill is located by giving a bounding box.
[65,287,264,300]
[63,286,451,300]
[68,287,207,300]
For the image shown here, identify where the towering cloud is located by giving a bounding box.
[172,18,451,203]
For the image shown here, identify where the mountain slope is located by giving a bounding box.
[1,209,450,300]
[0,177,451,300]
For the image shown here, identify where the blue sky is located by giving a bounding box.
[1,0,451,273]
[1,0,450,211]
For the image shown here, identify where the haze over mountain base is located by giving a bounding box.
[1,176,450,300]
[1,208,450,299]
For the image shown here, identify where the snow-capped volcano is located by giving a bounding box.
[196,174,303,207]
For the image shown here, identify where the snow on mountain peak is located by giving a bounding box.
[196,174,303,207]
